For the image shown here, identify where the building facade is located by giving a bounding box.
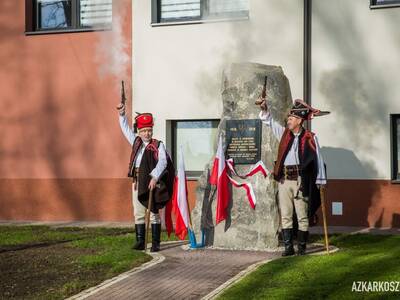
[1,0,399,228]
[132,0,400,228]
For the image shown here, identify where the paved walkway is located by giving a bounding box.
[68,241,333,300]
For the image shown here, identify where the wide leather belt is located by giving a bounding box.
[283,165,300,180]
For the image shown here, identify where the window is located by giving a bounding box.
[26,0,112,34]
[159,0,202,22]
[391,114,400,182]
[152,0,249,25]
[37,0,72,29]
[168,120,219,177]
[370,0,400,9]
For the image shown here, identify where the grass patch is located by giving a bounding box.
[0,225,134,247]
[71,234,151,274]
[218,234,400,300]
[0,225,179,300]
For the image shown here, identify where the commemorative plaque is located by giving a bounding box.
[225,119,262,164]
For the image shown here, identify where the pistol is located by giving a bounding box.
[117,80,126,109]
[255,76,268,106]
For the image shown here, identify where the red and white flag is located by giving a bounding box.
[172,147,190,240]
[209,136,230,224]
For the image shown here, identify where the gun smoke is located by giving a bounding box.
[95,0,130,82]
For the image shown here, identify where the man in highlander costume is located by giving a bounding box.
[117,104,173,252]
[258,97,327,256]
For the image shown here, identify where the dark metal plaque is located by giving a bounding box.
[226,119,261,165]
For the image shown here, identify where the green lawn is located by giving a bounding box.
[0,225,178,300]
[0,225,133,247]
[218,234,400,300]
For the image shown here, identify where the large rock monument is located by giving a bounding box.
[191,62,293,250]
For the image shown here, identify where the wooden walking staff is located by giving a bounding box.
[144,188,154,252]
[320,186,330,254]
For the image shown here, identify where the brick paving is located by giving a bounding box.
[82,242,329,300]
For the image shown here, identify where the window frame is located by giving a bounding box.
[390,114,400,183]
[167,119,220,179]
[151,0,249,26]
[25,0,112,35]
[370,0,400,9]
[35,0,76,32]
[155,0,204,24]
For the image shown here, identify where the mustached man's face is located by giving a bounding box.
[138,127,153,142]
[286,115,303,131]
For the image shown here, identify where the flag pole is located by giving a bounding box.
[181,148,196,246]
[186,195,193,230]
[178,146,193,231]
[185,192,199,249]
[320,186,330,254]
[179,146,204,248]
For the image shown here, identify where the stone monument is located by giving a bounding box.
[191,62,293,250]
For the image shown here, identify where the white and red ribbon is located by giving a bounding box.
[227,175,257,209]
[226,158,268,179]
[224,158,270,210]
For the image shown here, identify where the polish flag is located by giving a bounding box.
[209,136,230,224]
[172,147,190,240]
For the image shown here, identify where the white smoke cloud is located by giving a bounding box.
[95,0,130,80]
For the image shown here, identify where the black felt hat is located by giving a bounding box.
[289,99,330,120]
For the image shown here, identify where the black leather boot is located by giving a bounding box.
[150,223,161,252]
[281,228,295,257]
[297,230,308,255]
[132,224,145,250]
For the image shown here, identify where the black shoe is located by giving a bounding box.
[150,224,161,252]
[281,228,295,257]
[133,224,145,250]
[297,230,308,256]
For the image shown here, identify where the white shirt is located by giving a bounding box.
[259,111,327,185]
[119,115,167,181]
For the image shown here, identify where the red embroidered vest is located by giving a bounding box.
[273,127,317,181]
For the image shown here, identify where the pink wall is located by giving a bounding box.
[0,0,132,179]
[0,0,134,221]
